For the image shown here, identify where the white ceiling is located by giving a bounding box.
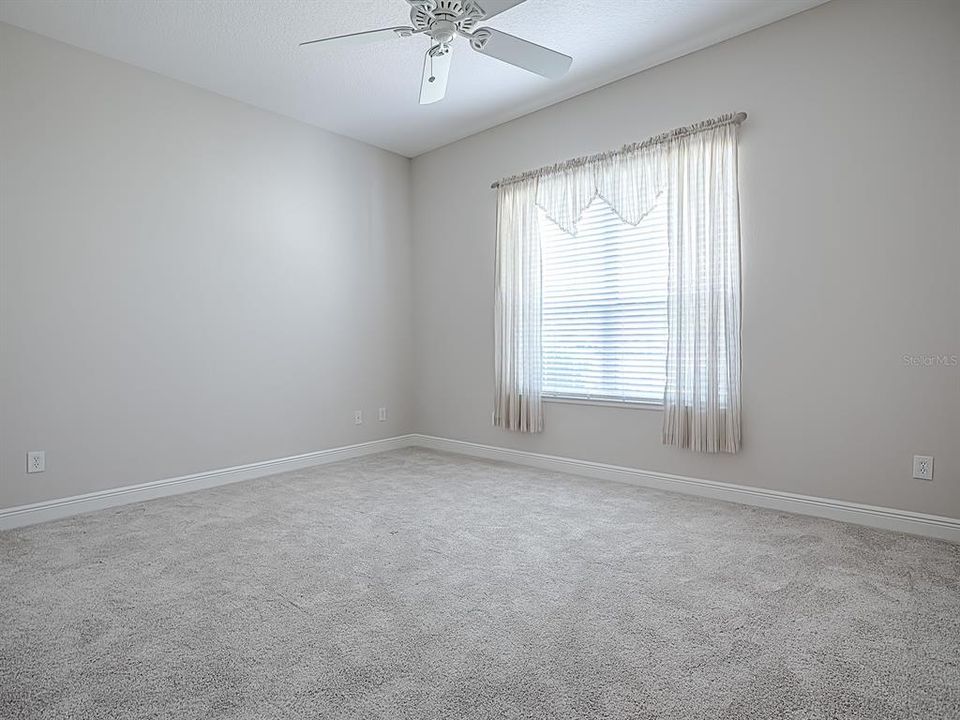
[0,0,827,157]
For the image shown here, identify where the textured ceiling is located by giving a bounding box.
[0,0,828,156]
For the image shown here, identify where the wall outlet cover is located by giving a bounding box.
[27,450,46,474]
[912,455,934,481]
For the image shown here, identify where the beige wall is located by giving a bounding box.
[410,0,960,518]
[0,23,415,508]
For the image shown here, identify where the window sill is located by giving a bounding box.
[542,395,662,412]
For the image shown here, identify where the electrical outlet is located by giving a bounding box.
[27,451,45,474]
[912,455,934,481]
[378,407,387,422]
[354,410,363,425]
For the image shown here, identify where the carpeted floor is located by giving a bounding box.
[1,448,958,719]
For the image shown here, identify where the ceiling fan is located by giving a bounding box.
[300,0,573,105]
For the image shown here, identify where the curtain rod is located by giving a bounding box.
[490,112,747,190]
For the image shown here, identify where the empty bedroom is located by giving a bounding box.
[1,0,957,718]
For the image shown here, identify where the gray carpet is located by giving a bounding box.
[1,448,958,719]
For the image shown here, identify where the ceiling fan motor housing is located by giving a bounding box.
[410,0,483,41]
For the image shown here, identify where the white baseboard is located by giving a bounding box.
[410,434,960,544]
[5,432,957,544]
[0,435,417,530]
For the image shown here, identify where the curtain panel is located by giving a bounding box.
[493,177,543,432]
[661,121,742,453]
[493,114,743,452]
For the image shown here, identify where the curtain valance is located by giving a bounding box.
[492,113,745,236]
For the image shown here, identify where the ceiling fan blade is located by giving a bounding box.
[419,47,451,105]
[471,0,529,20]
[469,28,571,79]
[300,26,413,48]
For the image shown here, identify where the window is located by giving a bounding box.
[494,115,742,448]
[540,196,668,405]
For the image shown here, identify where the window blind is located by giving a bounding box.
[540,195,668,404]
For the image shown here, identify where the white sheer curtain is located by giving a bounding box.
[493,177,543,432]
[493,114,743,449]
[661,122,742,453]
[535,142,666,235]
